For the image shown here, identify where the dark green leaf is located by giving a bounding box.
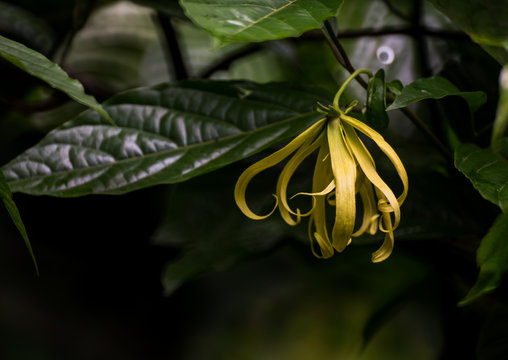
[0,34,113,125]
[386,79,403,96]
[0,171,38,275]
[180,0,343,45]
[459,212,508,306]
[455,139,508,212]
[386,76,486,112]
[427,0,508,63]
[365,69,389,131]
[2,80,327,197]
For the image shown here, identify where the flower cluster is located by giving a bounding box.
[234,70,408,262]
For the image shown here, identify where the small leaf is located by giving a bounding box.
[2,80,327,197]
[455,139,508,212]
[365,69,389,131]
[386,76,486,113]
[386,79,403,96]
[459,212,508,306]
[0,171,38,275]
[492,66,508,144]
[180,0,343,45]
[0,34,114,125]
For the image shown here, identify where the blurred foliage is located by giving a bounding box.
[0,0,507,359]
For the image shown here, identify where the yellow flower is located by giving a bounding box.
[234,70,408,262]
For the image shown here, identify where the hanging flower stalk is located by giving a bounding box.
[234,70,408,262]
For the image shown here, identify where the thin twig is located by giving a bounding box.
[322,19,453,161]
[322,20,368,89]
[398,106,453,160]
[334,27,470,41]
[57,0,96,65]
[156,12,188,80]
[198,44,263,78]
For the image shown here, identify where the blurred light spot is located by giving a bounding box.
[376,45,395,65]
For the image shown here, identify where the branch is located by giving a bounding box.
[198,44,263,78]
[322,20,368,89]
[156,12,188,80]
[322,20,453,161]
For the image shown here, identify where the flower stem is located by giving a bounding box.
[322,19,453,161]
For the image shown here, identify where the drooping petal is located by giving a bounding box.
[308,139,334,258]
[276,131,326,225]
[341,120,402,229]
[371,190,395,262]
[327,117,357,252]
[341,114,408,207]
[234,118,326,220]
[352,176,380,237]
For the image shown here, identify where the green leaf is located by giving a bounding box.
[455,139,508,212]
[365,69,389,131]
[180,0,343,45]
[0,171,38,275]
[427,0,508,63]
[386,79,403,96]
[386,76,486,112]
[2,80,327,197]
[459,212,508,306]
[492,66,508,144]
[0,34,114,125]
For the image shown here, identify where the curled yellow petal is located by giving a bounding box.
[341,114,408,208]
[276,131,325,225]
[342,121,401,229]
[352,178,380,237]
[234,118,326,220]
[372,191,395,263]
[327,117,357,252]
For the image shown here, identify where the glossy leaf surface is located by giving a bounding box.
[455,138,508,212]
[180,0,342,45]
[365,69,389,132]
[2,80,327,197]
[0,34,113,125]
[387,76,486,112]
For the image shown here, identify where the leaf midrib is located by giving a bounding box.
[6,111,320,188]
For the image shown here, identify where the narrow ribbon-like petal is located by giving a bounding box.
[276,131,325,225]
[234,118,326,220]
[341,114,408,207]
[342,121,401,229]
[308,140,334,258]
[327,117,357,252]
[371,190,395,262]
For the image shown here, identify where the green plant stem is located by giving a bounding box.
[322,19,453,161]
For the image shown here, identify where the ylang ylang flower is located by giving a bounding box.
[234,70,408,262]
